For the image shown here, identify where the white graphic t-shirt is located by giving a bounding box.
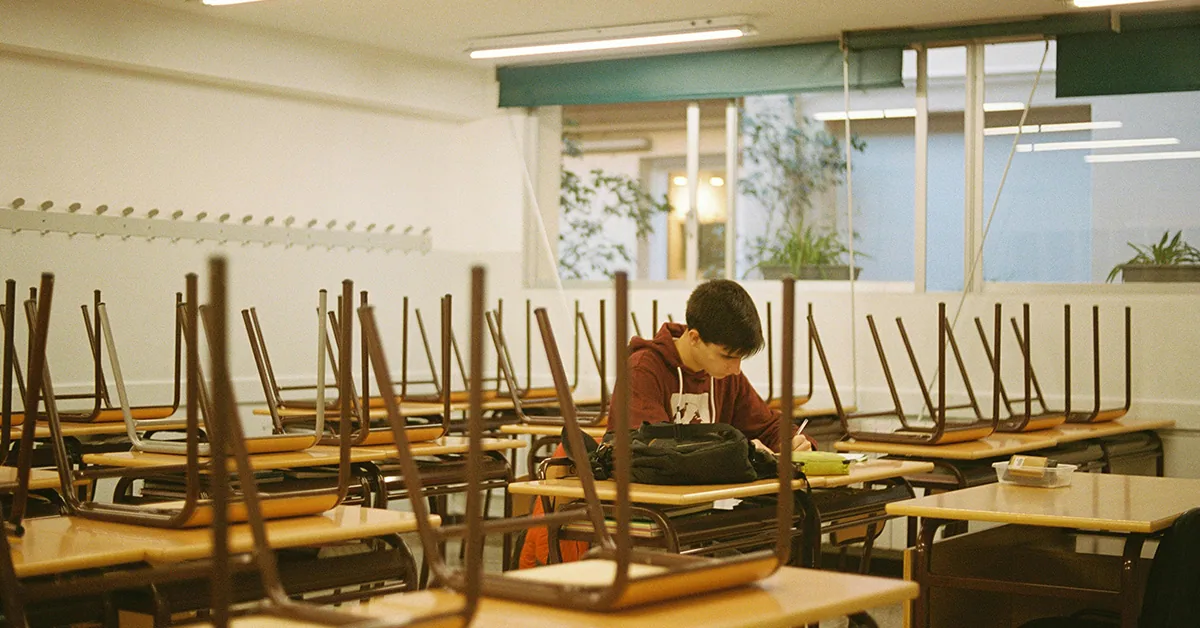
[670,368,715,424]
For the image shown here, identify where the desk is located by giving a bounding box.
[83,438,526,471]
[0,467,74,492]
[509,460,933,506]
[14,506,435,624]
[510,460,932,571]
[12,420,185,438]
[887,474,1200,628]
[338,565,916,628]
[835,432,1057,460]
[256,396,582,420]
[1045,418,1174,443]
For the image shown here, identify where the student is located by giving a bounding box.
[620,279,814,453]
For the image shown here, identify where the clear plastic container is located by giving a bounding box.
[992,461,1077,488]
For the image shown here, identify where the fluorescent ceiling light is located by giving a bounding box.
[985,121,1123,136]
[468,17,753,60]
[816,103,1026,121]
[1072,0,1172,7]
[1016,137,1180,152]
[201,0,269,5]
[985,125,1040,136]
[1039,121,1123,133]
[1086,150,1200,163]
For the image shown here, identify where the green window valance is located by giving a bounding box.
[496,42,902,107]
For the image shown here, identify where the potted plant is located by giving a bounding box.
[739,98,865,280]
[1106,230,1200,283]
[558,125,672,280]
[751,224,861,280]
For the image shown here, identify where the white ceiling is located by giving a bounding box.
[127,0,1158,67]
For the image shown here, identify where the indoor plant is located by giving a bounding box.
[1106,230,1200,283]
[558,127,672,280]
[739,99,865,280]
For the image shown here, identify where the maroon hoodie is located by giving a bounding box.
[611,322,799,452]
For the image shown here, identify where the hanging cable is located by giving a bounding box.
[918,39,1051,422]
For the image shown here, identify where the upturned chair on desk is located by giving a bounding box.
[814,302,1002,445]
[194,255,479,628]
[0,286,182,426]
[103,284,326,456]
[318,296,448,447]
[364,266,795,612]
[31,273,352,528]
[764,301,814,411]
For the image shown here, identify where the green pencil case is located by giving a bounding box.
[791,451,851,476]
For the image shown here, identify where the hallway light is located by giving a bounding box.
[1016,137,1180,152]
[468,17,754,60]
[1073,0,1173,7]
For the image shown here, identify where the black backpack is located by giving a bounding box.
[564,422,773,485]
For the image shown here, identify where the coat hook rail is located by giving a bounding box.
[0,197,432,254]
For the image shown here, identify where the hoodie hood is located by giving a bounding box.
[632,323,710,388]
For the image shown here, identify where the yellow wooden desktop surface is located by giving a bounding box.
[499,424,608,439]
[1044,418,1174,444]
[82,437,526,470]
[12,506,436,577]
[10,514,149,578]
[340,565,916,628]
[257,395,587,420]
[0,467,74,491]
[835,432,1059,460]
[12,420,186,438]
[507,459,934,506]
[886,473,1200,533]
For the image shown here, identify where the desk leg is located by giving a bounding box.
[1120,534,1145,628]
[912,517,944,628]
[795,491,821,568]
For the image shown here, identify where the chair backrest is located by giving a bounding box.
[1139,507,1200,628]
[204,257,463,627]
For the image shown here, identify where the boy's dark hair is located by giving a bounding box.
[685,280,764,357]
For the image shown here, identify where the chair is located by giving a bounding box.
[366,267,793,612]
[1019,508,1200,628]
[31,273,350,529]
[1063,305,1131,424]
[972,303,1068,432]
[200,255,479,628]
[484,301,608,428]
[813,302,1001,445]
[105,289,323,456]
[764,301,814,411]
[316,293,448,447]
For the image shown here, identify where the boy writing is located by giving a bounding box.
[619,279,813,453]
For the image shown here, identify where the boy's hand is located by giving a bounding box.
[751,436,814,453]
[792,435,813,452]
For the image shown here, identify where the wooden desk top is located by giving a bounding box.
[886,473,1200,534]
[0,467,72,492]
[82,445,386,471]
[82,438,525,470]
[500,424,608,439]
[10,514,149,578]
[12,420,186,438]
[14,506,436,573]
[835,432,1058,460]
[258,396,600,420]
[508,460,934,506]
[335,565,918,628]
[1044,418,1175,444]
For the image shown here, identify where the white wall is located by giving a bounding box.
[0,0,532,410]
